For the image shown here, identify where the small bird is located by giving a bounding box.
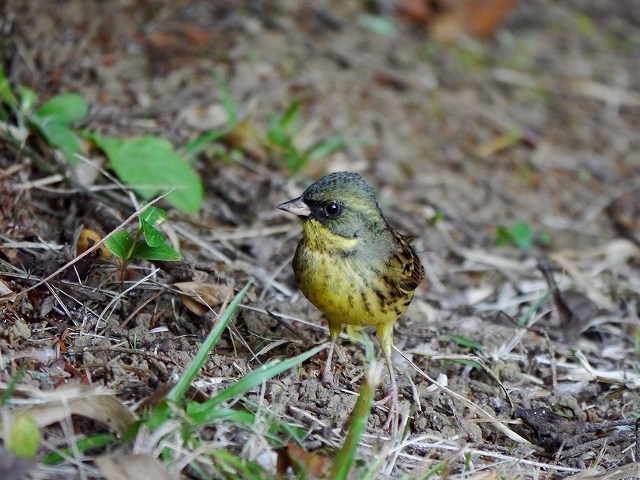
[278,171,425,427]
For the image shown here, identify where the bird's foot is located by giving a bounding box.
[374,388,399,431]
[321,366,334,387]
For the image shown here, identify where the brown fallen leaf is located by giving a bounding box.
[474,130,522,157]
[397,0,517,41]
[75,227,112,260]
[223,117,269,162]
[276,444,331,479]
[173,281,235,316]
[0,278,14,301]
[96,453,171,480]
[4,384,137,436]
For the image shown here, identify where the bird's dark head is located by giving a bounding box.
[278,171,385,238]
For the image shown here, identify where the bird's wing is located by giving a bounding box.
[388,229,425,293]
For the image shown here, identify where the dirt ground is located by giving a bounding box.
[2,0,640,478]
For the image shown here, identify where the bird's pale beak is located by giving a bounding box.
[278,196,311,217]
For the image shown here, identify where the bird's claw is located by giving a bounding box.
[374,392,399,431]
[321,368,334,387]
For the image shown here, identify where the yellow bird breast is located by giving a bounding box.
[293,219,412,328]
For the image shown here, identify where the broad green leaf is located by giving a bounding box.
[91,135,203,213]
[104,230,135,260]
[139,204,167,227]
[32,121,81,163]
[495,221,534,249]
[140,219,165,247]
[131,242,181,261]
[35,93,87,124]
[8,414,40,458]
[509,221,534,249]
[139,205,167,247]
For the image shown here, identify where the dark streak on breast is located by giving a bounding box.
[360,290,372,315]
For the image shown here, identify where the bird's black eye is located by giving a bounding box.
[323,202,341,217]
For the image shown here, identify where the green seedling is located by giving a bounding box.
[0,68,87,163]
[495,221,551,249]
[104,203,181,275]
[183,75,240,160]
[267,99,347,174]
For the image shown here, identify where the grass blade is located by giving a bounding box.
[166,280,252,404]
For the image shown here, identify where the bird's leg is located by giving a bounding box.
[374,322,399,431]
[322,339,336,386]
[381,351,398,432]
[322,322,341,387]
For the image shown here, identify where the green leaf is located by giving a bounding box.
[278,99,302,131]
[140,219,165,247]
[131,242,181,261]
[90,135,203,213]
[495,221,534,249]
[444,358,483,370]
[509,221,534,248]
[8,414,41,458]
[0,69,18,108]
[41,433,117,465]
[139,205,168,247]
[188,344,325,417]
[330,337,377,480]
[104,230,135,260]
[183,130,226,159]
[306,135,348,161]
[18,85,38,112]
[216,75,239,128]
[32,121,81,163]
[428,211,445,226]
[2,365,27,406]
[166,281,252,405]
[35,93,87,124]
[449,335,482,351]
[139,204,167,227]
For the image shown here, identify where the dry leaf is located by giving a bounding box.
[0,278,14,300]
[416,0,517,42]
[174,281,235,316]
[223,117,269,161]
[276,444,331,479]
[75,227,112,260]
[395,0,432,24]
[475,131,521,157]
[4,384,137,436]
[96,454,171,480]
